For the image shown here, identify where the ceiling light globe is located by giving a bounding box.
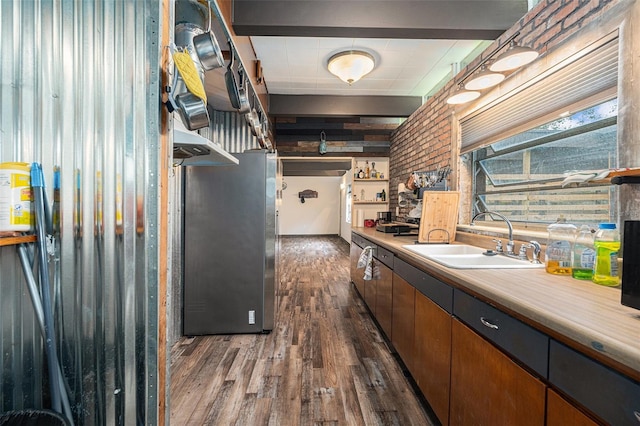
[327,50,375,85]
[489,45,539,72]
[446,89,480,105]
[464,69,505,90]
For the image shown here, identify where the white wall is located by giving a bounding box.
[340,173,353,243]
[280,176,342,235]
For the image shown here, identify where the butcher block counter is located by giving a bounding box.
[353,226,640,378]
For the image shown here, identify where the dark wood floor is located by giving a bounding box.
[170,236,434,425]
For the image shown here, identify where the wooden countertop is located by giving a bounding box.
[352,227,640,381]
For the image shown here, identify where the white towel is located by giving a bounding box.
[561,169,611,187]
[357,246,380,281]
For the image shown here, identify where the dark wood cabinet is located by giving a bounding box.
[375,261,393,340]
[449,319,546,426]
[349,242,365,297]
[547,389,599,426]
[392,274,415,373]
[414,290,452,425]
[363,271,377,314]
[549,339,640,425]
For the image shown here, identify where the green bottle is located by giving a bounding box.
[572,225,595,280]
[592,223,621,286]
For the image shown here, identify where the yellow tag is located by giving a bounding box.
[173,50,207,103]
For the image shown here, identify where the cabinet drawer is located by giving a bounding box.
[394,258,452,313]
[352,232,376,254]
[351,232,365,248]
[374,246,394,268]
[453,289,548,378]
[549,340,640,425]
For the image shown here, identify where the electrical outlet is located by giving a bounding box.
[248,310,255,325]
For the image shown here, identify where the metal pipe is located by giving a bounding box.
[31,163,62,413]
[17,244,74,425]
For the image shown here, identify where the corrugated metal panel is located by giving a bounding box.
[0,1,161,424]
[211,110,261,153]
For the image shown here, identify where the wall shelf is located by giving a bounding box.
[354,201,388,205]
[0,235,37,247]
[352,157,390,227]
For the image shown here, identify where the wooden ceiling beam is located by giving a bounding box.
[232,0,527,40]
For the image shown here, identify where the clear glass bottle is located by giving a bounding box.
[572,225,595,280]
[370,162,377,179]
[545,217,576,275]
[592,223,621,286]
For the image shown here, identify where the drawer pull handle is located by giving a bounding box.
[480,317,499,330]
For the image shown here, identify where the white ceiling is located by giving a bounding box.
[251,36,491,97]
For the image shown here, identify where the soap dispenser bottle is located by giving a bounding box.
[592,223,621,286]
[545,217,577,275]
[572,225,595,280]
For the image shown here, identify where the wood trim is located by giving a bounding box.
[0,235,37,246]
[157,0,171,423]
[213,0,268,109]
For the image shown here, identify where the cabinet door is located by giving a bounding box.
[364,266,377,314]
[392,274,415,372]
[450,319,545,426]
[350,243,365,297]
[414,291,451,425]
[375,262,393,340]
[547,389,599,426]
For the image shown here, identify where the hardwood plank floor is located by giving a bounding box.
[170,236,435,425]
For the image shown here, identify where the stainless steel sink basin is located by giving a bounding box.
[402,244,544,269]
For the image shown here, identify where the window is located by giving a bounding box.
[472,99,618,226]
[345,184,352,224]
[460,34,621,228]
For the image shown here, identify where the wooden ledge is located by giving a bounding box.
[0,235,37,247]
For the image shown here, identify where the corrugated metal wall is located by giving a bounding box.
[211,109,261,153]
[0,1,162,424]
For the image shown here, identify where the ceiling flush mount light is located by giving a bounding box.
[464,65,505,90]
[446,32,538,105]
[446,84,481,105]
[327,50,375,85]
[489,42,539,72]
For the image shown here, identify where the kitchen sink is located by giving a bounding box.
[402,244,486,256]
[402,244,544,269]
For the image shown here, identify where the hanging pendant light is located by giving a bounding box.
[464,65,505,90]
[446,84,480,105]
[489,42,539,72]
[327,50,375,85]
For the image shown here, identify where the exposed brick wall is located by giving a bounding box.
[389,0,616,217]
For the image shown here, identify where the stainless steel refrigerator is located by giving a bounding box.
[183,150,277,335]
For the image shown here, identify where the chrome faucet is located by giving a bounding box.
[471,211,515,256]
[519,241,543,263]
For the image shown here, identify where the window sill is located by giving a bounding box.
[456,224,548,246]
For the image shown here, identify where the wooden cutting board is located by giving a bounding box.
[418,191,460,243]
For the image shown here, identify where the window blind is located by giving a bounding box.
[460,37,619,153]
